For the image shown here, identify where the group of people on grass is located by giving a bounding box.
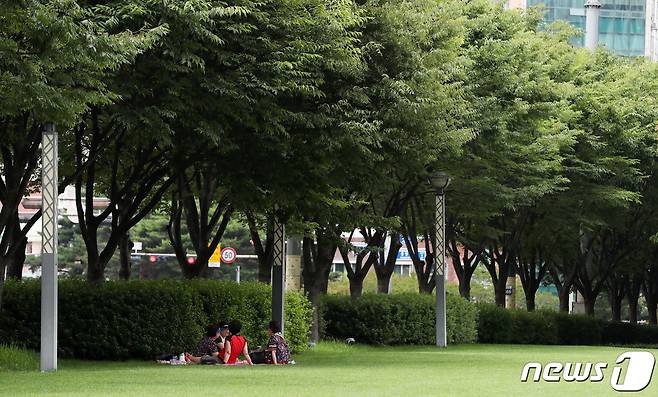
[184,319,291,365]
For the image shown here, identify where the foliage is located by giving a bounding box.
[0,345,38,371]
[476,303,658,346]
[321,292,478,345]
[0,279,311,359]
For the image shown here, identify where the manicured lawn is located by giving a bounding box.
[1,343,656,396]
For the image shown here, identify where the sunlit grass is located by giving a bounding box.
[0,345,39,372]
[1,343,655,396]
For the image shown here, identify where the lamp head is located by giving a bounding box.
[428,171,451,193]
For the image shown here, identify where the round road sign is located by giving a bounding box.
[221,247,237,264]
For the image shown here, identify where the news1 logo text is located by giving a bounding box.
[521,352,656,392]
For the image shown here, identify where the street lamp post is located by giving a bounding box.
[271,216,286,335]
[41,122,58,371]
[429,171,450,348]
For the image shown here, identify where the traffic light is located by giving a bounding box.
[148,255,158,263]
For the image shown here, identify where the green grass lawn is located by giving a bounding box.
[1,343,656,396]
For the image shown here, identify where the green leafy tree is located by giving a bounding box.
[444,3,579,306]
[0,0,156,301]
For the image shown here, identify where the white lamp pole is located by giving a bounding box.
[41,122,58,371]
[584,0,601,51]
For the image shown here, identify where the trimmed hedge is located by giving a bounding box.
[477,303,658,346]
[0,279,312,360]
[321,295,658,347]
[321,293,478,345]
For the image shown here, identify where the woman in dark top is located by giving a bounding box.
[264,320,291,364]
[185,323,221,364]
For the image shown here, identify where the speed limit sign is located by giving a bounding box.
[221,247,237,264]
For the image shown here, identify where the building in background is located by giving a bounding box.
[507,0,658,58]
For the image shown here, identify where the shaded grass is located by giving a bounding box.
[0,345,39,371]
[0,343,656,396]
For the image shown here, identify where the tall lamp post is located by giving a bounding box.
[272,215,286,334]
[41,122,58,371]
[429,171,450,348]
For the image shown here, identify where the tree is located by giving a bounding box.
[0,0,156,300]
[159,0,366,278]
[332,0,471,296]
[448,4,579,306]
[559,53,658,315]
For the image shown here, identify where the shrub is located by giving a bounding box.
[476,304,657,347]
[321,293,478,345]
[602,321,658,346]
[447,294,479,344]
[552,311,603,345]
[508,310,558,345]
[0,279,312,360]
[476,303,512,343]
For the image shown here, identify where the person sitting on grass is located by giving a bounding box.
[185,323,222,364]
[264,320,291,365]
[224,320,254,365]
[215,322,230,359]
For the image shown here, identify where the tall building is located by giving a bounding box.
[507,0,658,58]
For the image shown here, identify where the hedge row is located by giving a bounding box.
[320,294,658,347]
[478,303,658,346]
[0,279,312,360]
[321,293,478,345]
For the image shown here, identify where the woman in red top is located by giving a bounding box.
[223,320,253,365]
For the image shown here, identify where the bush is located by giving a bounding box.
[552,311,603,345]
[0,279,312,360]
[321,293,478,345]
[602,321,658,346]
[509,310,558,345]
[477,304,657,347]
[477,303,512,343]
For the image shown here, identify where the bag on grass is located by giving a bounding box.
[250,351,265,365]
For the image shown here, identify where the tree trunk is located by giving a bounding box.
[87,263,105,283]
[419,279,433,294]
[629,298,638,324]
[5,246,24,280]
[0,258,7,311]
[307,286,322,343]
[584,297,596,316]
[340,232,380,300]
[459,279,471,300]
[349,277,364,299]
[258,256,272,284]
[494,282,506,306]
[649,303,658,325]
[373,233,401,294]
[626,275,642,324]
[302,233,336,343]
[606,274,625,322]
[558,288,570,312]
[610,297,622,322]
[376,276,390,294]
[118,233,133,281]
[526,295,536,312]
[646,293,658,325]
[246,213,274,284]
[4,212,27,280]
